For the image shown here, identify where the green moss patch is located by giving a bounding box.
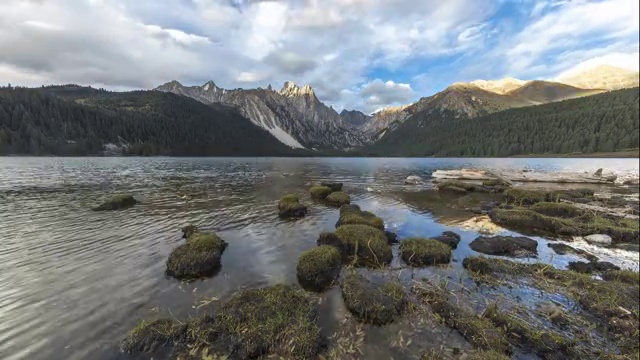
[505,188,594,206]
[531,202,585,218]
[418,287,511,354]
[310,186,332,199]
[121,318,187,353]
[213,285,322,359]
[335,204,384,230]
[432,231,462,249]
[400,238,452,266]
[340,272,407,325]
[166,232,228,280]
[601,270,640,286]
[181,224,199,239]
[484,304,575,357]
[332,224,392,266]
[296,245,342,292]
[278,194,308,218]
[325,191,351,206]
[93,194,137,211]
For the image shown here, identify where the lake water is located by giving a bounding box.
[0,157,638,360]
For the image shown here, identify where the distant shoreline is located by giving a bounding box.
[510,149,639,158]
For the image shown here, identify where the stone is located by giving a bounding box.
[277,194,308,218]
[568,261,620,274]
[320,182,343,191]
[469,235,538,257]
[583,234,613,246]
[404,175,423,185]
[593,168,603,177]
[547,243,599,262]
[432,231,461,249]
[93,194,137,211]
[385,231,399,244]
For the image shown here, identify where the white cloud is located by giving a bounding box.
[0,0,637,113]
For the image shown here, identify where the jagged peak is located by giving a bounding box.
[201,80,218,91]
[279,81,315,97]
[157,80,183,89]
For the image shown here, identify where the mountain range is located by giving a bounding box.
[156,65,638,148]
[0,64,637,157]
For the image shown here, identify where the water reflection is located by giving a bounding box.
[0,157,637,360]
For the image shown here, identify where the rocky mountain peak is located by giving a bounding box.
[201,80,218,91]
[157,80,184,91]
[279,81,315,97]
[467,77,529,94]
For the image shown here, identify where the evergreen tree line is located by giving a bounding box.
[0,87,302,156]
[367,87,639,157]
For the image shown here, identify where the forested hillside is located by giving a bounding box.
[0,86,301,156]
[367,87,639,157]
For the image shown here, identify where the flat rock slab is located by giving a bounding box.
[469,235,538,257]
[583,234,613,246]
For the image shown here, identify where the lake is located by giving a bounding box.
[0,157,638,360]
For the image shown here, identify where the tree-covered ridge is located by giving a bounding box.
[368,87,639,157]
[0,86,302,156]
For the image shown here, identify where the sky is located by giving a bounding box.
[0,0,638,113]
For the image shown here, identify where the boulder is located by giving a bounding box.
[432,231,461,249]
[583,234,613,246]
[320,182,343,191]
[340,272,406,325]
[325,191,351,206]
[469,235,538,257]
[166,232,228,280]
[335,204,384,230]
[278,194,307,218]
[400,238,452,266]
[296,245,342,292]
[310,186,332,199]
[323,225,392,267]
[404,175,423,185]
[93,194,137,211]
[593,168,603,177]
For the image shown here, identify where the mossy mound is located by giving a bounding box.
[531,202,585,218]
[213,285,322,359]
[418,287,511,354]
[489,208,639,243]
[320,182,343,191]
[93,194,137,211]
[437,180,487,193]
[340,272,406,325]
[467,350,511,360]
[504,188,594,206]
[121,318,187,353]
[432,231,461,249]
[335,204,384,230]
[278,194,308,218]
[568,261,620,274]
[325,191,351,206]
[296,245,342,292]
[166,232,228,280]
[601,270,640,285]
[310,186,332,199]
[469,235,538,257]
[400,238,452,266]
[484,304,575,358]
[332,224,392,266]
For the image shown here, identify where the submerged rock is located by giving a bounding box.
[583,234,613,246]
[335,204,384,230]
[469,235,538,257]
[166,232,228,280]
[93,194,137,211]
[278,194,307,218]
[400,238,452,266]
[547,243,599,262]
[404,175,423,185]
[340,272,406,325]
[320,182,343,191]
[296,245,342,292]
[325,191,351,206]
[320,225,392,267]
[432,231,461,249]
[309,186,332,199]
